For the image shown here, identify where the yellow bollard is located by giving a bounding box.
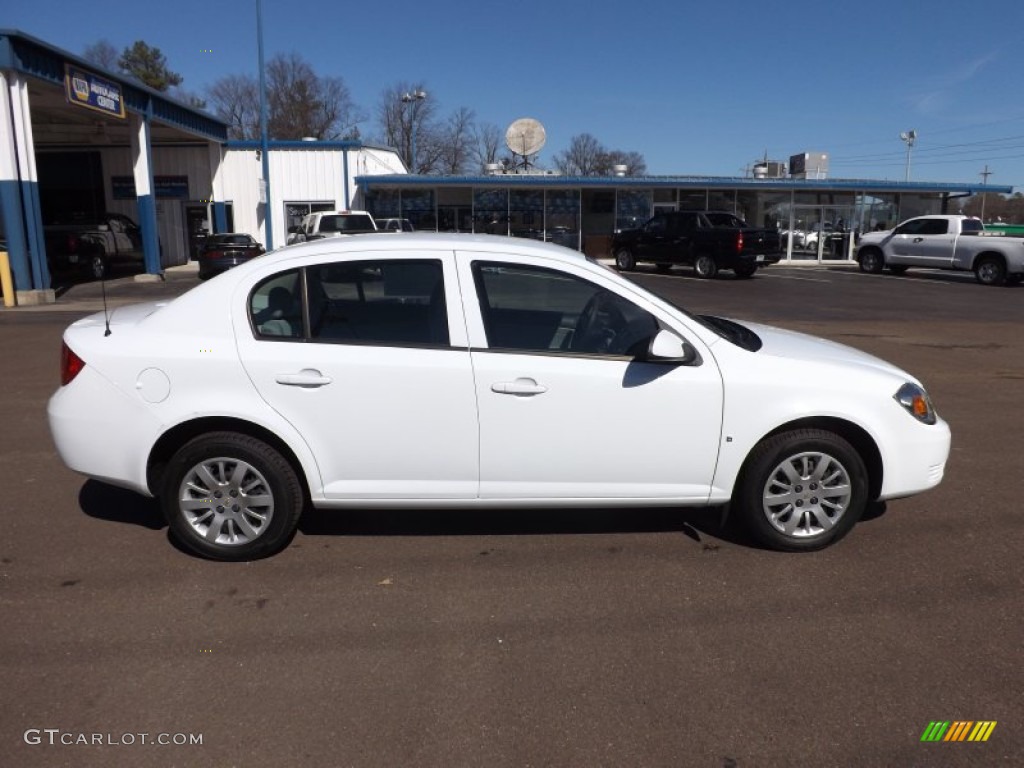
[0,251,15,308]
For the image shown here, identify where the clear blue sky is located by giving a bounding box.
[7,0,1024,190]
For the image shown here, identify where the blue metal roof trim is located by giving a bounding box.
[0,29,228,143]
[356,173,1013,195]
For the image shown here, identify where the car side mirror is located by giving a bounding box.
[646,329,698,363]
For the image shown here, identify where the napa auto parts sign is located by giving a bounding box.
[64,64,125,118]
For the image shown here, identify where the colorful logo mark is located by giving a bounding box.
[920,721,996,743]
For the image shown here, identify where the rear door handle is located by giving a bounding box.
[491,377,547,396]
[275,369,333,388]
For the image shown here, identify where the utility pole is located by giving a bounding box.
[979,165,993,222]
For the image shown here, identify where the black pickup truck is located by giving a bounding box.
[612,211,783,278]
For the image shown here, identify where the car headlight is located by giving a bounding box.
[894,382,937,425]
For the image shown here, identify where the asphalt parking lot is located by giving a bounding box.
[1,262,1021,767]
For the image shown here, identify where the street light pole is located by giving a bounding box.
[979,165,993,222]
[257,0,273,248]
[900,129,917,182]
[401,90,427,173]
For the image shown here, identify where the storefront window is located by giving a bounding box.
[678,191,707,210]
[473,188,508,235]
[545,189,581,250]
[400,189,435,231]
[364,190,399,220]
[615,189,652,231]
[509,190,544,239]
[284,201,334,237]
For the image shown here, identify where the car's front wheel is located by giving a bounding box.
[162,432,304,561]
[734,429,867,551]
[858,248,884,274]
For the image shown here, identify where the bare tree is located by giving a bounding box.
[82,40,119,72]
[433,107,476,175]
[266,53,362,139]
[208,54,363,141]
[375,82,437,172]
[553,133,605,176]
[207,74,260,139]
[554,134,646,176]
[472,122,503,172]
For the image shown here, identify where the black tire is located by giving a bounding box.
[975,256,1006,286]
[693,254,718,279]
[734,264,757,279]
[161,432,304,561]
[614,249,636,271]
[733,429,868,552]
[888,265,908,275]
[858,248,884,274]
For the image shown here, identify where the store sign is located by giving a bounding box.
[112,176,190,200]
[64,65,125,119]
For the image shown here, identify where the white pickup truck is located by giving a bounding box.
[855,214,1024,286]
[285,210,377,245]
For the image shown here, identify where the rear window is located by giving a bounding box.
[319,215,376,233]
[962,219,984,234]
[702,213,747,229]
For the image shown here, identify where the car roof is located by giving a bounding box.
[269,232,588,265]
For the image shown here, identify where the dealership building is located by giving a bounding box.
[1,29,1013,304]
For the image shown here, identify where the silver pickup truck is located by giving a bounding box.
[855,214,1024,286]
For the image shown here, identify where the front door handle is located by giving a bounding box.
[491,377,547,396]
[913,237,924,243]
[275,369,333,388]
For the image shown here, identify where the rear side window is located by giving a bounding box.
[306,260,448,346]
[250,270,303,339]
[961,219,984,234]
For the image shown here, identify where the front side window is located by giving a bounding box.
[307,259,448,346]
[473,262,659,357]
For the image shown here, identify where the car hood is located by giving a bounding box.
[857,230,892,244]
[737,320,911,380]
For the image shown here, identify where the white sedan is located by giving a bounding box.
[48,233,951,560]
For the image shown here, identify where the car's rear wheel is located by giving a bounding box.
[734,429,867,551]
[615,249,636,271]
[975,256,1006,286]
[693,254,718,279]
[858,248,884,274]
[734,264,757,279]
[87,248,108,280]
[162,432,304,561]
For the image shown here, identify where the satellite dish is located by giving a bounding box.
[505,118,546,159]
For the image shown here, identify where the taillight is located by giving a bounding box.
[736,232,744,253]
[67,234,79,254]
[206,250,224,260]
[61,342,85,386]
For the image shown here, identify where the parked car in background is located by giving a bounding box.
[44,213,150,279]
[379,218,415,232]
[197,233,265,280]
[48,232,950,561]
[286,210,377,244]
[855,214,1024,285]
[613,211,783,278]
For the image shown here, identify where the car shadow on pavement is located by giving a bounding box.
[78,480,165,530]
[298,505,750,549]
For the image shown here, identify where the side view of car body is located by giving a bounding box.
[48,233,950,560]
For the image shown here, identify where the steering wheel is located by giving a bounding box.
[573,292,627,353]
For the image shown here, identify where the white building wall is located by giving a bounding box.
[222,145,406,249]
[99,145,212,265]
